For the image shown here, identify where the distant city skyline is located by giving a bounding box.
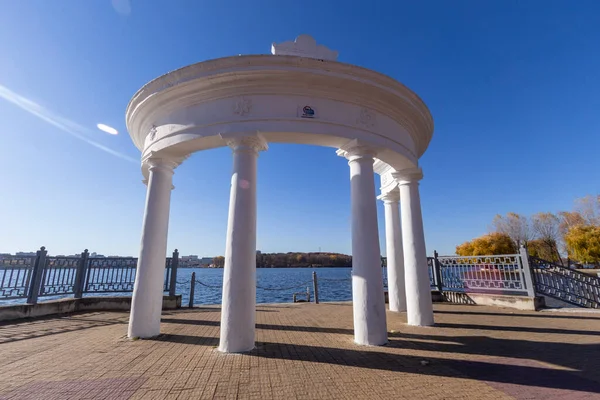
[1,2,599,257]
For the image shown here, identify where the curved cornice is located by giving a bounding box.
[125,55,434,157]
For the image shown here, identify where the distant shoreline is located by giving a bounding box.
[180,265,354,269]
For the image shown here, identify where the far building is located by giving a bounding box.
[199,257,214,267]
[179,255,199,267]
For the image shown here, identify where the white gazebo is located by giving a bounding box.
[125,35,435,352]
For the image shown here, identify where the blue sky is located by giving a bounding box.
[1,1,598,257]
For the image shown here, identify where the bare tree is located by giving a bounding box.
[531,212,562,264]
[491,212,531,249]
[575,195,600,226]
[558,211,586,235]
[557,211,585,254]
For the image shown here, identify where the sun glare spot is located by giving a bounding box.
[97,123,118,135]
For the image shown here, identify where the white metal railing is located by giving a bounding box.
[430,247,535,297]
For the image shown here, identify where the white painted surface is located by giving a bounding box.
[125,42,434,181]
[218,134,267,353]
[125,36,435,350]
[379,189,407,312]
[339,141,388,346]
[271,34,339,61]
[395,168,434,326]
[128,159,176,338]
[463,294,541,311]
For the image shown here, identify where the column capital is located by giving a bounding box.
[336,139,378,162]
[392,168,423,185]
[144,157,178,175]
[377,188,400,204]
[141,155,181,188]
[220,133,268,153]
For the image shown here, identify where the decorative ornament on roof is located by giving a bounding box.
[148,125,157,140]
[271,35,338,61]
[232,97,253,116]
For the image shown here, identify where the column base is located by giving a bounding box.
[384,291,408,312]
[352,279,388,346]
[218,330,256,353]
[407,314,435,327]
[354,338,389,346]
[128,324,160,339]
[128,286,165,339]
[217,344,256,354]
[218,314,256,353]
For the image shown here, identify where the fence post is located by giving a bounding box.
[73,249,89,299]
[27,246,47,304]
[169,249,179,297]
[188,271,196,308]
[312,271,319,304]
[519,246,536,297]
[433,250,443,292]
[306,287,310,302]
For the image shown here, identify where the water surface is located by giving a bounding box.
[177,267,358,305]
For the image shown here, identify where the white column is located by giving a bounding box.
[219,134,267,353]
[394,168,434,326]
[378,189,406,312]
[128,158,177,338]
[339,143,387,346]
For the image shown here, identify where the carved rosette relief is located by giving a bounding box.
[232,97,252,116]
[356,108,377,129]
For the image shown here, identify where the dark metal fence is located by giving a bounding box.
[0,256,35,300]
[529,256,600,308]
[6,245,597,308]
[84,256,138,294]
[0,247,180,304]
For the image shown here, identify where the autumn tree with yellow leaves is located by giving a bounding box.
[457,195,600,265]
[564,225,600,265]
[456,232,516,256]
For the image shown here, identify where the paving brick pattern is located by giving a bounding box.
[0,303,599,399]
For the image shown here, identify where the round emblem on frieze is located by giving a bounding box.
[301,106,315,118]
[356,108,376,128]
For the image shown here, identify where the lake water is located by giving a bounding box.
[177,267,369,306]
[0,267,390,306]
[0,266,581,309]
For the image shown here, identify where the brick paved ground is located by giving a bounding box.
[0,303,599,399]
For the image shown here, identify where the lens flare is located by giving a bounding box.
[97,123,118,135]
